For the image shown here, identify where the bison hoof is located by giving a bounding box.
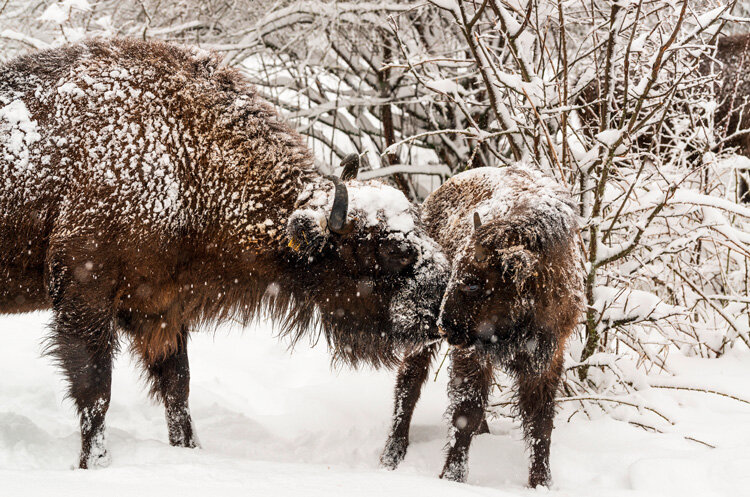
[171,438,200,449]
[79,449,111,469]
[168,431,200,449]
[439,460,468,483]
[528,473,552,488]
[379,436,408,470]
[167,418,200,449]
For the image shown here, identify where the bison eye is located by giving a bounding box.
[460,283,481,294]
[379,244,417,272]
[384,254,415,272]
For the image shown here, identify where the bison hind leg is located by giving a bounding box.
[515,353,565,488]
[127,317,200,449]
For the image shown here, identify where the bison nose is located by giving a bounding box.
[439,322,471,347]
[445,331,471,348]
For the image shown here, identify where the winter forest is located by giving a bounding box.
[1,0,750,496]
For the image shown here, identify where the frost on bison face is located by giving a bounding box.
[439,222,544,361]
[286,175,449,366]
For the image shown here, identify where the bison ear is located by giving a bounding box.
[339,154,360,181]
[473,212,488,262]
[287,210,327,254]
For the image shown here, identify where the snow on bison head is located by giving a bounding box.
[286,157,449,367]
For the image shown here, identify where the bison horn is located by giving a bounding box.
[326,175,350,234]
[339,153,360,180]
[473,212,488,262]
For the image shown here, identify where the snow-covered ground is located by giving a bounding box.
[1,311,749,497]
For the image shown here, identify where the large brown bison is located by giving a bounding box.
[575,32,750,200]
[703,33,750,201]
[380,166,583,487]
[710,33,750,158]
[0,38,448,468]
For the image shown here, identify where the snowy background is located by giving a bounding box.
[3,0,750,495]
[2,312,750,496]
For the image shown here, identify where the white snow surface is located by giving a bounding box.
[593,285,679,323]
[595,129,623,147]
[429,0,460,14]
[348,183,415,233]
[425,79,461,95]
[39,4,69,24]
[1,312,749,496]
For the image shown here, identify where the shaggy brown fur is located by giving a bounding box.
[380,166,583,487]
[0,38,448,468]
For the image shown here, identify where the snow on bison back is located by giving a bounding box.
[0,38,448,468]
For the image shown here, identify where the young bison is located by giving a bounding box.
[0,38,448,468]
[380,166,583,487]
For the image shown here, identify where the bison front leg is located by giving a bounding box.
[47,265,116,469]
[440,348,493,482]
[133,323,199,448]
[515,353,564,488]
[380,343,438,469]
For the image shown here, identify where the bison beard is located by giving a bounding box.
[0,38,448,468]
[381,166,583,487]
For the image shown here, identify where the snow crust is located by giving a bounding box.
[594,285,678,324]
[39,4,69,24]
[595,128,622,147]
[429,0,460,14]
[349,183,415,233]
[454,165,574,221]
[425,79,460,94]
